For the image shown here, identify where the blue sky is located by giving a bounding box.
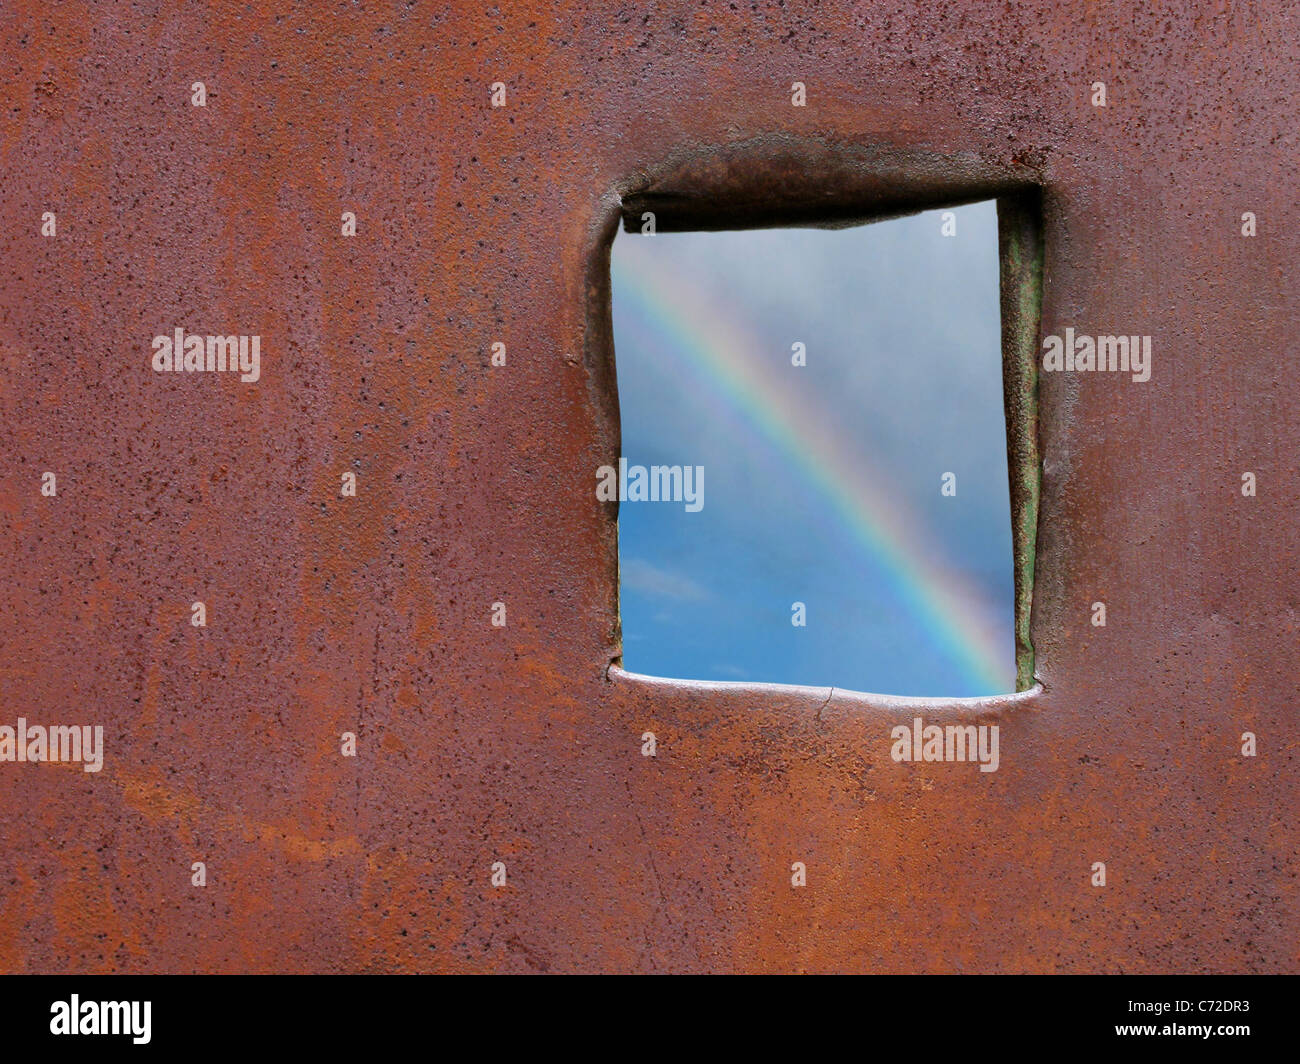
[610,201,1016,697]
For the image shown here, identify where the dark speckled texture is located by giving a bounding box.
[0,1,1295,973]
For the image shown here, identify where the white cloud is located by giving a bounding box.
[711,664,749,678]
[621,558,709,602]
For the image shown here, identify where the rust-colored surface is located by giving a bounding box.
[0,1,1295,973]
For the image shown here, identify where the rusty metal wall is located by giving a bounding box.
[0,0,1295,973]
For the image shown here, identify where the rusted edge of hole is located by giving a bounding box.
[998,190,1045,692]
[584,135,1048,702]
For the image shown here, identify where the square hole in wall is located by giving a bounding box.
[607,197,1039,697]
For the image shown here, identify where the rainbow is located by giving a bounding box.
[611,236,1014,694]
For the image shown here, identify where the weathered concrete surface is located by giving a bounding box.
[0,0,1295,973]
